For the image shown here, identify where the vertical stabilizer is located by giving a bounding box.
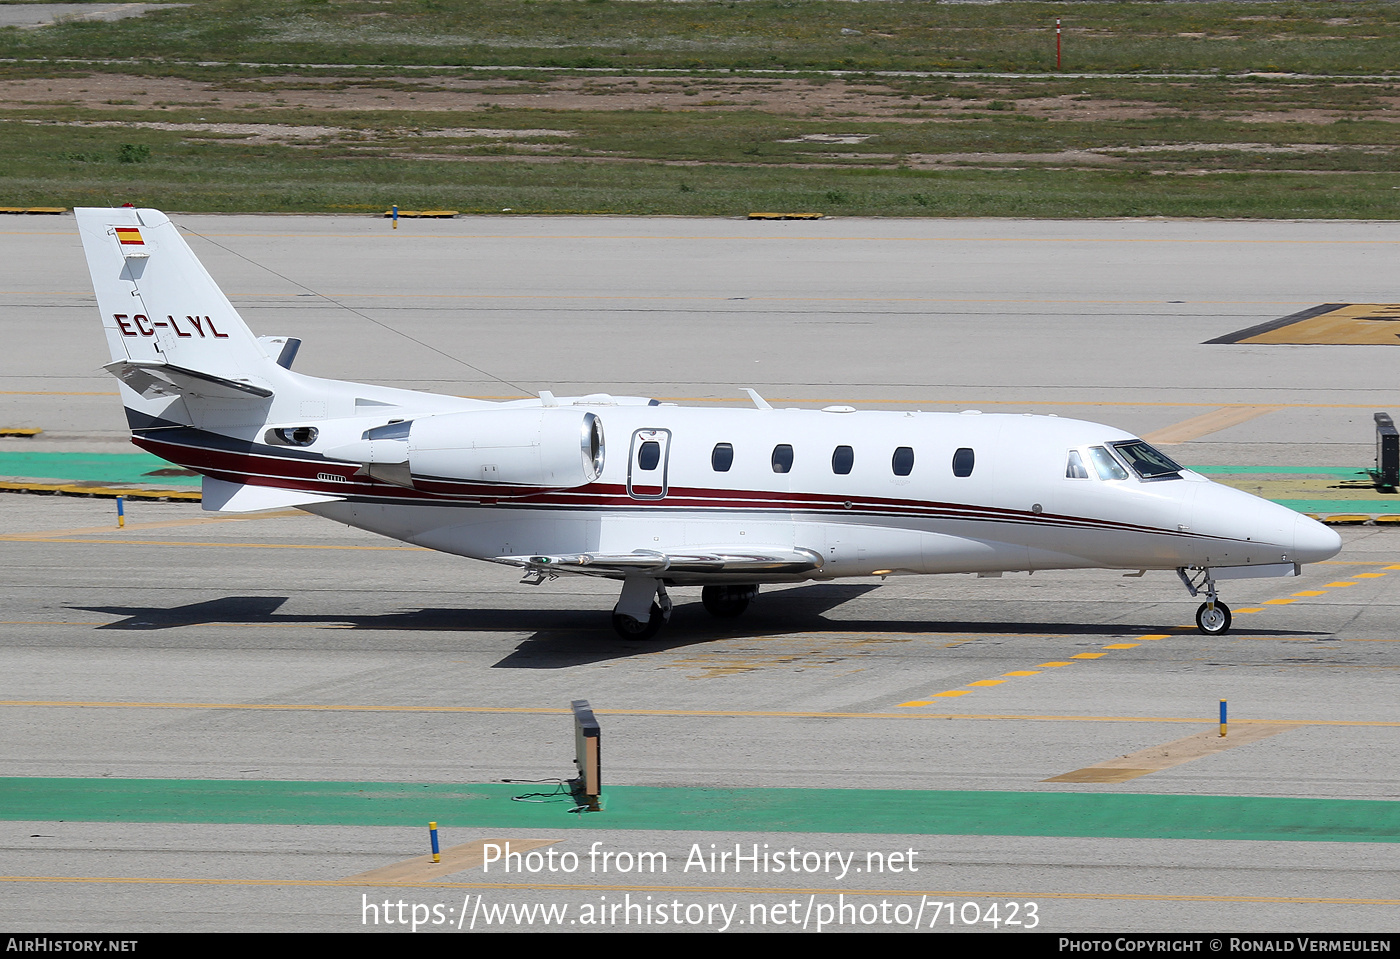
[76,208,285,398]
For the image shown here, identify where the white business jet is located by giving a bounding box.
[77,208,1342,640]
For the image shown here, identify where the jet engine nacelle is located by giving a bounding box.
[401,408,605,494]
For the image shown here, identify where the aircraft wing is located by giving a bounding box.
[498,546,824,579]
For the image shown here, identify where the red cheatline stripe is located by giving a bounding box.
[133,431,1231,543]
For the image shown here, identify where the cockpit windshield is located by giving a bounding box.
[1109,440,1183,480]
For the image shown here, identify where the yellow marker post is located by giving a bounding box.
[429,822,440,863]
[1220,699,1227,738]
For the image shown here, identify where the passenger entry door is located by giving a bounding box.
[627,429,671,500]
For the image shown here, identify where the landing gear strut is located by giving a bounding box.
[1178,567,1232,636]
[701,584,757,618]
[611,575,672,640]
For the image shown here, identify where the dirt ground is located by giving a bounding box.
[5,71,1371,122]
[7,72,1396,172]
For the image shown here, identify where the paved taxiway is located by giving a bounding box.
[2,216,1398,932]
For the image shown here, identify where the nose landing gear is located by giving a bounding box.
[1178,568,1232,636]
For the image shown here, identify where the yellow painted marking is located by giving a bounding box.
[933,690,971,697]
[0,511,304,540]
[1264,598,1296,605]
[1140,405,1282,445]
[1037,661,1072,667]
[0,875,1396,905]
[1235,608,1264,613]
[1002,671,1040,677]
[1386,564,1400,570]
[966,680,1004,687]
[1103,643,1139,650]
[1044,723,1301,783]
[345,838,559,884]
[1326,582,1356,587]
[0,482,199,500]
[896,700,932,707]
[1354,572,1387,579]
[5,700,1400,726]
[1136,634,1171,641]
[1230,303,1400,346]
[1236,636,1328,641]
[1071,652,1105,659]
[1292,591,1326,597]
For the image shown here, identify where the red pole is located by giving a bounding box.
[1056,18,1062,71]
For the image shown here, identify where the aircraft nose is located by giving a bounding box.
[1293,512,1341,565]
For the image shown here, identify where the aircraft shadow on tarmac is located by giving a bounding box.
[72,583,1333,669]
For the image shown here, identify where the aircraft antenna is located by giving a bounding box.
[173,221,532,395]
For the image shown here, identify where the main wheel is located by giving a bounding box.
[701,584,752,618]
[611,602,666,641]
[1196,601,1231,636]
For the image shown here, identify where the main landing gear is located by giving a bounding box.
[701,584,757,618]
[609,579,760,639]
[1177,567,1232,636]
[611,575,672,641]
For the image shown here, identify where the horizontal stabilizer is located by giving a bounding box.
[201,476,344,513]
[105,359,274,400]
[500,546,824,577]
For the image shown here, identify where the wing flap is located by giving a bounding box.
[500,546,823,577]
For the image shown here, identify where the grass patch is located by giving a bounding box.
[1,1,1400,75]
[2,3,1399,217]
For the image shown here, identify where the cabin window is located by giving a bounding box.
[950,447,973,477]
[832,445,854,475]
[893,446,916,476]
[1110,440,1183,480]
[1065,449,1089,479]
[771,444,794,473]
[637,440,661,471]
[711,442,734,472]
[1088,446,1128,481]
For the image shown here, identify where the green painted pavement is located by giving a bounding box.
[1276,500,1400,515]
[0,452,196,487]
[2,777,1396,843]
[1191,467,1371,476]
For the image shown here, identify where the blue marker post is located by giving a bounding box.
[392,203,399,230]
[429,821,440,863]
[116,496,125,529]
[1219,699,1227,738]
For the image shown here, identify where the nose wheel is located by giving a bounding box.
[1178,568,1232,636]
[1195,601,1231,636]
